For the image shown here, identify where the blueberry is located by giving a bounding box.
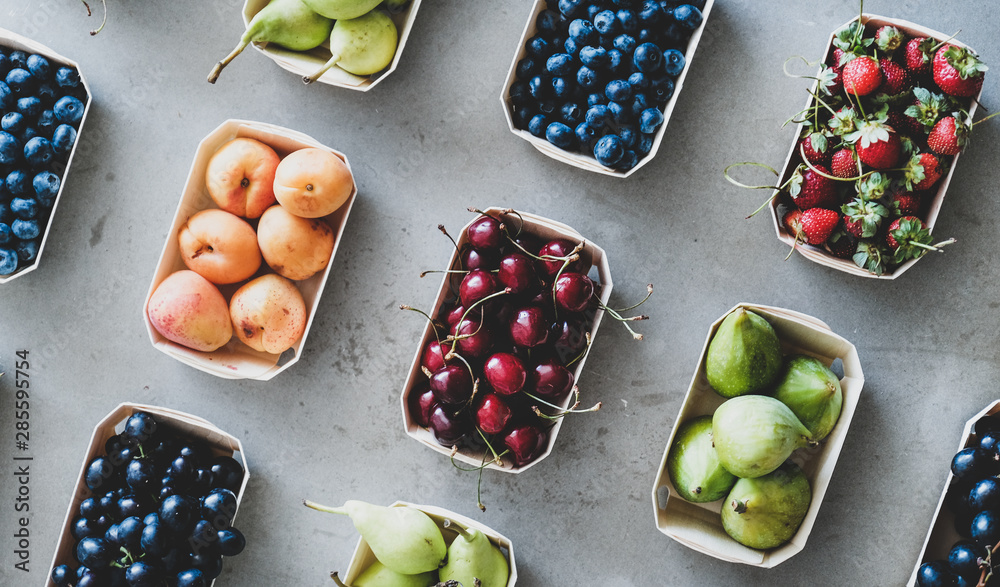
[593,10,618,35]
[585,104,612,128]
[972,510,1000,547]
[551,76,572,98]
[8,52,28,70]
[52,564,74,587]
[528,75,551,100]
[559,102,583,125]
[10,197,38,220]
[673,4,703,29]
[948,541,982,581]
[209,456,244,491]
[6,170,29,195]
[639,107,665,133]
[24,136,54,168]
[575,122,597,145]
[55,66,81,88]
[36,110,57,138]
[216,528,246,556]
[54,95,85,125]
[663,48,686,76]
[528,114,549,137]
[0,54,8,79]
[126,459,159,492]
[613,34,636,54]
[0,132,21,165]
[628,71,649,90]
[1,112,24,134]
[576,65,600,90]
[605,79,632,102]
[0,224,9,247]
[142,512,159,526]
[536,9,564,35]
[509,81,531,108]
[16,95,42,118]
[594,134,624,166]
[564,38,581,55]
[526,35,554,59]
[630,92,651,115]
[568,19,598,44]
[607,100,628,123]
[36,82,58,107]
[616,9,638,33]
[586,92,607,106]
[557,0,585,18]
[637,27,657,44]
[5,68,36,96]
[76,537,112,569]
[125,561,162,587]
[607,48,626,74]
[12,218,39,240]
[662,22,692,48]
[512,106,533,128]
[633,42,663,72]
[618,125,638,149]
[981,431,1000,454]
[546,53,575,76]
[615,149,639,171]
[191,552,223,580]
[17,126,38,145]
[650,75,676,102]
[0,81,12,109]
[637,132,655,155]
[916,561,958,587]
[579,45,610,68]
[969,477,1000,511]
[953,447,1000,480]
[516,57,539,80]
[26,54,50,79]
[639,0,663,24]
[176,568,207,587]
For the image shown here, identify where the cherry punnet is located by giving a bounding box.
[530,358,575,400]
[537,238,584,278]
[467,215,504,250]
[509,306,551,348]
[461,246,500,271]
[459,269,499,308]
[421,340,449,373]
[554,272,595,313]
[429,364,474,405]
[502,423,547,466]
[409,386,438,428]
[429,405,471,446]
[483,352,528,395]
[497,253,538,295]
[475,393,513,435]
[450,317,494,358]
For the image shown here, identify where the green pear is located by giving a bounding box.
[711,395,815,479]
[330,562,438,587]
[301,0,382,19]
[666,415,737,503]
[439,526,509,587]
[303,10,398,83]
[705,308,783,398]
[207,0,333,83]
[304,500,446,575]
[721,461,812,550]
[771,355,843,441]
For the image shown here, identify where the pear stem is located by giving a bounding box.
[731,499,749,514]
[304,52,343,84]
[208,38,251,84]
[330,571,349,587]
[302,499,348,516]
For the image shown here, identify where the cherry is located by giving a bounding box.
[497,253,538,295]
[530,358,575,400]
[445,304,472,327]
[461,247,500,271]
[467,215,503,250]
[429,364,474,405]
[483,352,527,395]
[451,317,494,358]
[459,269,499,308]
[502,423,547,466]
[409,385,437,427]
[551,316,588,362]
[509,306,551,348]
[430,405,471,446]
[421,340,449,373]
[554,272,594,313]
[475,393,513,435]
[537,238,584,278]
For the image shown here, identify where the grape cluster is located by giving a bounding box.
[50,411,247,587]
[507,0,706,171]
[0,46,87,276]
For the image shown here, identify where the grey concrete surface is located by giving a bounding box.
[1,0,999,585]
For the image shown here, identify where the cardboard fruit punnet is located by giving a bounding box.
[47,403,249,587]
[241,0,422,91]
[501,0,714,178]
[769,14,982,279]
[143,119,356,380]
[907,401,1000,586]
[651,303,864,567]
[400,207,613,473]
[0,28,91,284]
[341,501,517,586]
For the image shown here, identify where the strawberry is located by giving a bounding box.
[903,152,944,191]
[933,44,988,97]
[782,208,805,243]
[800,208,840,245]
[904,37,935,74]
[853,240,889,276]
[879,58,911,95]
[818,65,843,96]
[825,230,857,259]
[875,26,905,54]
[856,171,892,201]
[832,21,873,67]
[842,197,888,239]
[889,190,924,217]
[904,87,955,134]
[828,106,859,137]
[885,216,954,263]
[927,115,968,155]
[830,148,858,178]
[800,133,830,166]
[843,56,883,96]
[847,120,902,170]
[788,164,837,210]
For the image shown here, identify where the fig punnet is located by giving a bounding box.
[666,415,737,503]
[721,461,812,550]
[705,308,783,398]
[772,355,843,441]
[712,395,815,479]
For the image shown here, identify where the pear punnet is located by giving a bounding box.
[772,355,843,441]
[302,0,382,19]
[303,10,399,83]
[666,415,737,503]
[304,500,446,575]
[712,395,816,479]
[207,0,334,84]
[330,563,438,587]
[705,308,783,398]
[439,524,509,587]
[721,461,812,550]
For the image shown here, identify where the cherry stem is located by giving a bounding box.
[302,500,348,516]
[452,288,512,350]
[596,297,647,341]
[565,332,592,368]
[399,305,442,344]
[476,427,504,466]
[438,224,461,253]
[972,109,1000,127]
[614,283,654,313]
[420,268,470,278]
[522,389,601,415]
[330,572,349,587]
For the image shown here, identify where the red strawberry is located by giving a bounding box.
[818,65,843,96]
[886,216,920,250]
[927,116,968,155]
[843,56,883,96]
[879,59,911,95]
[800,208,840,245]
[890,190,924,216]
[875,25,906,54]
[830,148,858,178]
[782,209,805,242]
[904,87,953,134]
[800,133,830,166]
[933,44,988,97]
[905,37,935,74]
[904,152,944,191]
[842,214,864,238]
[831,47,848,69]
[788,164,837,210]
[850,123,902,170]
[842,197,888,239]
[828,106,859,136]
[825,230,857,259]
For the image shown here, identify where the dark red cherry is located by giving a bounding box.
[429,365,474,405]
[554,272,594,313]
[409,386,438,427]
[502,424,547,466]
[467,215,503,250]
[475,393,513,435]
[497,253,538,295]
[537,239,584,278]
[531,358,575,400]
[509,306,550,348]
[461,247,500,271]
[483,352,527,395]
[451,317,494,358]
[551,317,589,362]
[430,405,471,446]
[421,340,449,373]
[459,269,499,308]
[445,304,472,327]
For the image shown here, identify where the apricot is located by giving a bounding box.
[178,209,261,284]
[273,148,353,218]
[205,138,280,219]
[147,270,233,352]
[229,274,307,354]
[256,205,334,281]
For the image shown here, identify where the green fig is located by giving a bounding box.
[304,500,446,575]
[301,0,382,19]
[772,355,843,441]
[712,395,815,479]
[439,526,509,587]
[721,461,812,550]
[330,562,438,587]
[208,0,334,83]
[303,10,398,83]
[705,308,783,398]
[666,416,737,503]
